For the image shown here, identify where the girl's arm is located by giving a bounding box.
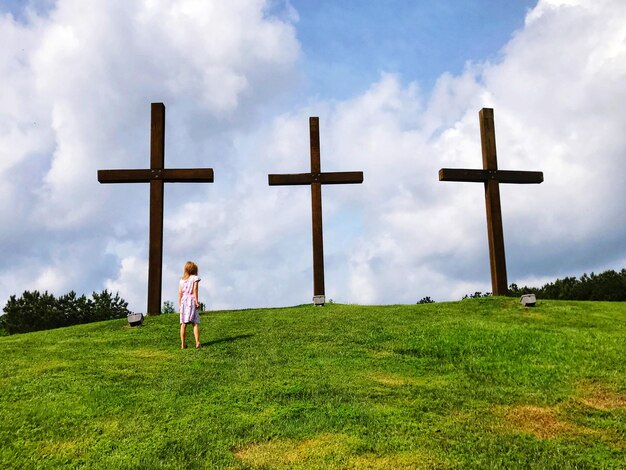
[178,285,182,309]
[193,281,199,308]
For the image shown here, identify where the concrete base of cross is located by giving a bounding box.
[520,294,537,307]
[127,312,144,327]
[313,295,326,306]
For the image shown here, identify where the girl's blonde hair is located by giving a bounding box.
[182,261,198,279]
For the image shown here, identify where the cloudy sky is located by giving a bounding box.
[1,0,625,312]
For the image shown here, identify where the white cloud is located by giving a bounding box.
[1,0,625,312]
[0,0,300,309]
[298,0,626,303]
[105,256,148,310]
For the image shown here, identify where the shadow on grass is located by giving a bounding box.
[201,334,255,348]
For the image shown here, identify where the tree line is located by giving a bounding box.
[508,268,626,301]
[2,269,624,335]
[423,268,626,303]
[0,290,130,335]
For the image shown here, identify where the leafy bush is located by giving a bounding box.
[163,301,206,313]
[162,301,176,314]
[462,292,492,300]
[417,296,435,304]
[1,290,130,334]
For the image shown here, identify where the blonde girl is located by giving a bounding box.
[179,261,201,349]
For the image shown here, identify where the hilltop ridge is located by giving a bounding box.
[1,299,625,468]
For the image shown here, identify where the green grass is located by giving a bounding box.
[0,298,625,469]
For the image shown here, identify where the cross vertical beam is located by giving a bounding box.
[148,103,165,316]
[309,118,325,299]
[268,117,364,305]
[438,108,544,296]
[98,103,214,315]
[480,108,508,296]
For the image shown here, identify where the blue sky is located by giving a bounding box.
[0,0,624,311]
[292,0,536,98]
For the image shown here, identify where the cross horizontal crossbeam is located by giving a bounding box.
[439,168,543,184]
[98,168,214,184]
[268,171,363,186]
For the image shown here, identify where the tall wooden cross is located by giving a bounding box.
[98,103,214,315]
[438,108,543,296]
[268,117,363,305]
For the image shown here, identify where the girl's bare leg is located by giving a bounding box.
[194,323,201,348]
[180,323,187,348]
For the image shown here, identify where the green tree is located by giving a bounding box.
[2,290,130,334]
[92,290,130,321]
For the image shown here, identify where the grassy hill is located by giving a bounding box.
[0,298,625,469]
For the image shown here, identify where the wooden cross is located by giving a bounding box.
[438,108,543,296]
[268,117,363,305]
[98,103,214,315]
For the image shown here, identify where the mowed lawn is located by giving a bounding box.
[0,298,625,468]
